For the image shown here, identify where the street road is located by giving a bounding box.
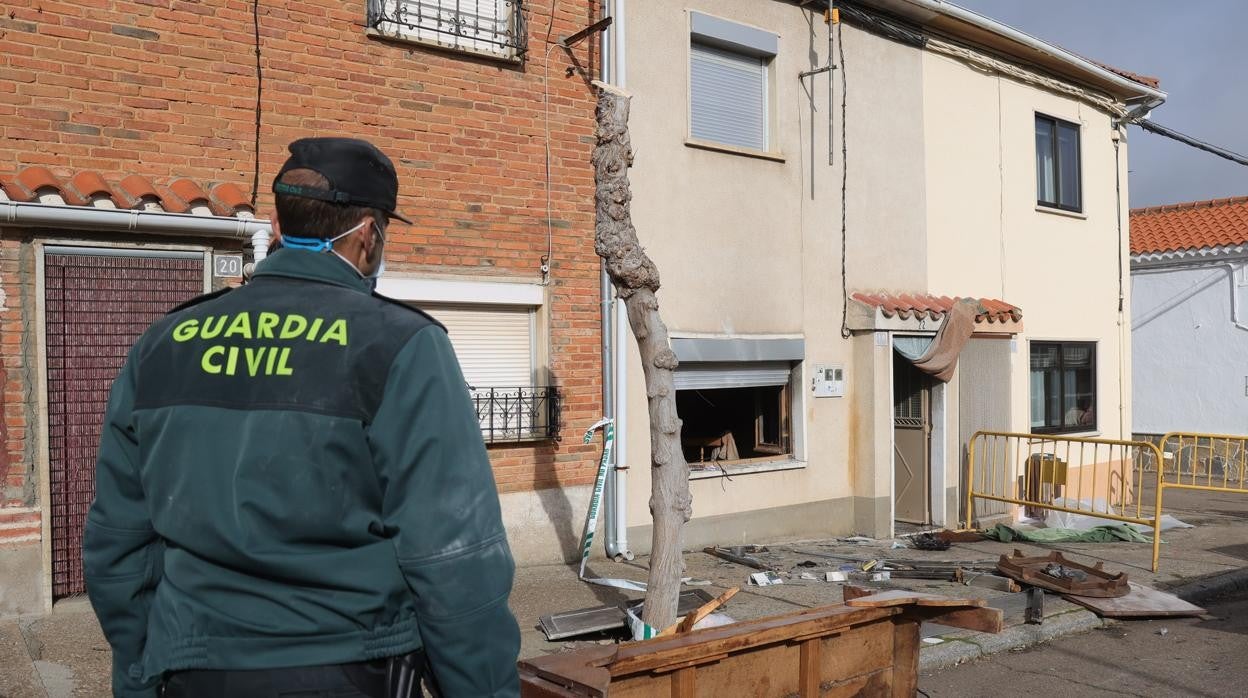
[920,593,1248,698]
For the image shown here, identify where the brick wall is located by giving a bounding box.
[0,0,604,504]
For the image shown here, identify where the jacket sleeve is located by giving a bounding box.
[83,350,164,698]
[369,326,521,697]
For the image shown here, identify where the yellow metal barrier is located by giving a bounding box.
[965,431,1164,572]
[1158,432,1248,494]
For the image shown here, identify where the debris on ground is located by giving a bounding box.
[1062,582,1206,619]
[748,571,784,586]
[538,589,715,641]
[997,550,1128,597]
[910,532,953,551]
[703,545,775,570]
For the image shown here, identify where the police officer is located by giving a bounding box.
[84,138,522,697]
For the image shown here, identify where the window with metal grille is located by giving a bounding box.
[367,0,527,59]
[423,302,557,442]
[688,12,778,153]
[1035,114,1082,212]
[1030,341,1096,434]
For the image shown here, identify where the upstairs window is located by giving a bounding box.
[1035,114,1082,212]
[369,0,527,60]
[689,12,778,153]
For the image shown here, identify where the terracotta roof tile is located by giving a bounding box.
[1090,60,1161,89]
[209,183,252,217]
[1130,196,1248,255]
[0,166,254,217]
[851,292,1022,323]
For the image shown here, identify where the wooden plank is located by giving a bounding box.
[689,642,801,697]
[890,618,920,698]
[911,606,1003,634]
[844,589,988,609]
[607,605,896,676]
[671,667,695,698]
[657,587,739,637]
[1062,582,1206,618]
[799,638,821,697]
[824,669,892,698]
[956,569,1021,592]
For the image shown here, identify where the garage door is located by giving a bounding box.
[45,248,205,599]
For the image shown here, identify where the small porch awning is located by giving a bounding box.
[847,292,1022,333]
[849,292,1023,382]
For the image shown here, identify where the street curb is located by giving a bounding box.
[918,607,1103,672]
[1165,567,1248,605]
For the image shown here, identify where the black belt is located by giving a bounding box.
[161,650,438,698]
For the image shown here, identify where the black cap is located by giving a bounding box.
[272,137,412,223]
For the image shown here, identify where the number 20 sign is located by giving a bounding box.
[213,254,243,278]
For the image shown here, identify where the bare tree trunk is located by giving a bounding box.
[591,81,691,632]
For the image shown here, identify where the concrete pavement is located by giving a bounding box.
[3,485,1247,696]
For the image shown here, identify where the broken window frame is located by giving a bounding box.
[679,382,794,467]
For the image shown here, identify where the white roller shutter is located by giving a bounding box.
[690,42,768,151]
[675,362,791,391]
[423,303,534,388]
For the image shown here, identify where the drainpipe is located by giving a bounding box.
[602,0,633,561]
[1,200,270,238]
[251,227,271,262]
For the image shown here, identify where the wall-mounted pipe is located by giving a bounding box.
[2,201,270,239]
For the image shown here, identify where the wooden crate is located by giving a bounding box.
[519,589,1001,697]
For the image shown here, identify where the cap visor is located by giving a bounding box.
[388,210,413,224]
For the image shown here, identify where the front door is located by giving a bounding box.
[893,353,931,524]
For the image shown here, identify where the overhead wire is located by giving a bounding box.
[838,16,850,340]
[1132,119,1248,168]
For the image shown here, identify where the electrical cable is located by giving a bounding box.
[838,18,850,340]
[1133,119,1248,168]
[251,0,263,208]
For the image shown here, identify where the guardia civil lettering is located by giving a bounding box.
[170,312,349,376]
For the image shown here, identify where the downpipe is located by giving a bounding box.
[602,0,633,562]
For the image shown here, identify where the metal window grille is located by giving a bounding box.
[368,0,527,58]
[471,385,561,443]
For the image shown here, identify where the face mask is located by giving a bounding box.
[281,219,384,281]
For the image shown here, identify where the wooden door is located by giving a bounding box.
[893,353,930,524]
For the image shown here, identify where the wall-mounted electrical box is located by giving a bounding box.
[812,364,845,398]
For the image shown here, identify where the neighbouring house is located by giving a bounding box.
[0,0,605,616]
[1131,196,1248,437]
[600,0,1164,554]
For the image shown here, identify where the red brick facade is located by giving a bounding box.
[0,0,604,551]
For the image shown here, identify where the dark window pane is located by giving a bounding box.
[1057,122,1081,210]
[1035,117,1056,205]
[1031,341,1096,433]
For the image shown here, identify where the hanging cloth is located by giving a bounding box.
[906,298,979,382]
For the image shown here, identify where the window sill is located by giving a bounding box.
[1035,204,1087,220]
[684,139,786,163]
[1028,430,1100,442]
[689,458,805,480]
[364,27,522,66]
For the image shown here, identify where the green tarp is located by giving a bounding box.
[983,523,1152,543]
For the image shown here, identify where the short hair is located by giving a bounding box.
[273,168,385,240]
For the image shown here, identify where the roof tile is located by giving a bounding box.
[1130,196,1248,255]
[0,166,254,217]
[851,292,1022,323]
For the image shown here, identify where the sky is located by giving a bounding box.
[953,0,1248,208]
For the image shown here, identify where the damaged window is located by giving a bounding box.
[678,384,792,468]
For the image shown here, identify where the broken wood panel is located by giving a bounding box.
[822,669,893,698]
[1062,582,1206,618]
[681,640,803,697]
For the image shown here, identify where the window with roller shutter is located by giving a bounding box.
[420,302,557,443]
[688,12,778,153]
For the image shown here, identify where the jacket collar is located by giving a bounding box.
[251,248,372,293]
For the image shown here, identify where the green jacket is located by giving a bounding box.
[83,249,520,697]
